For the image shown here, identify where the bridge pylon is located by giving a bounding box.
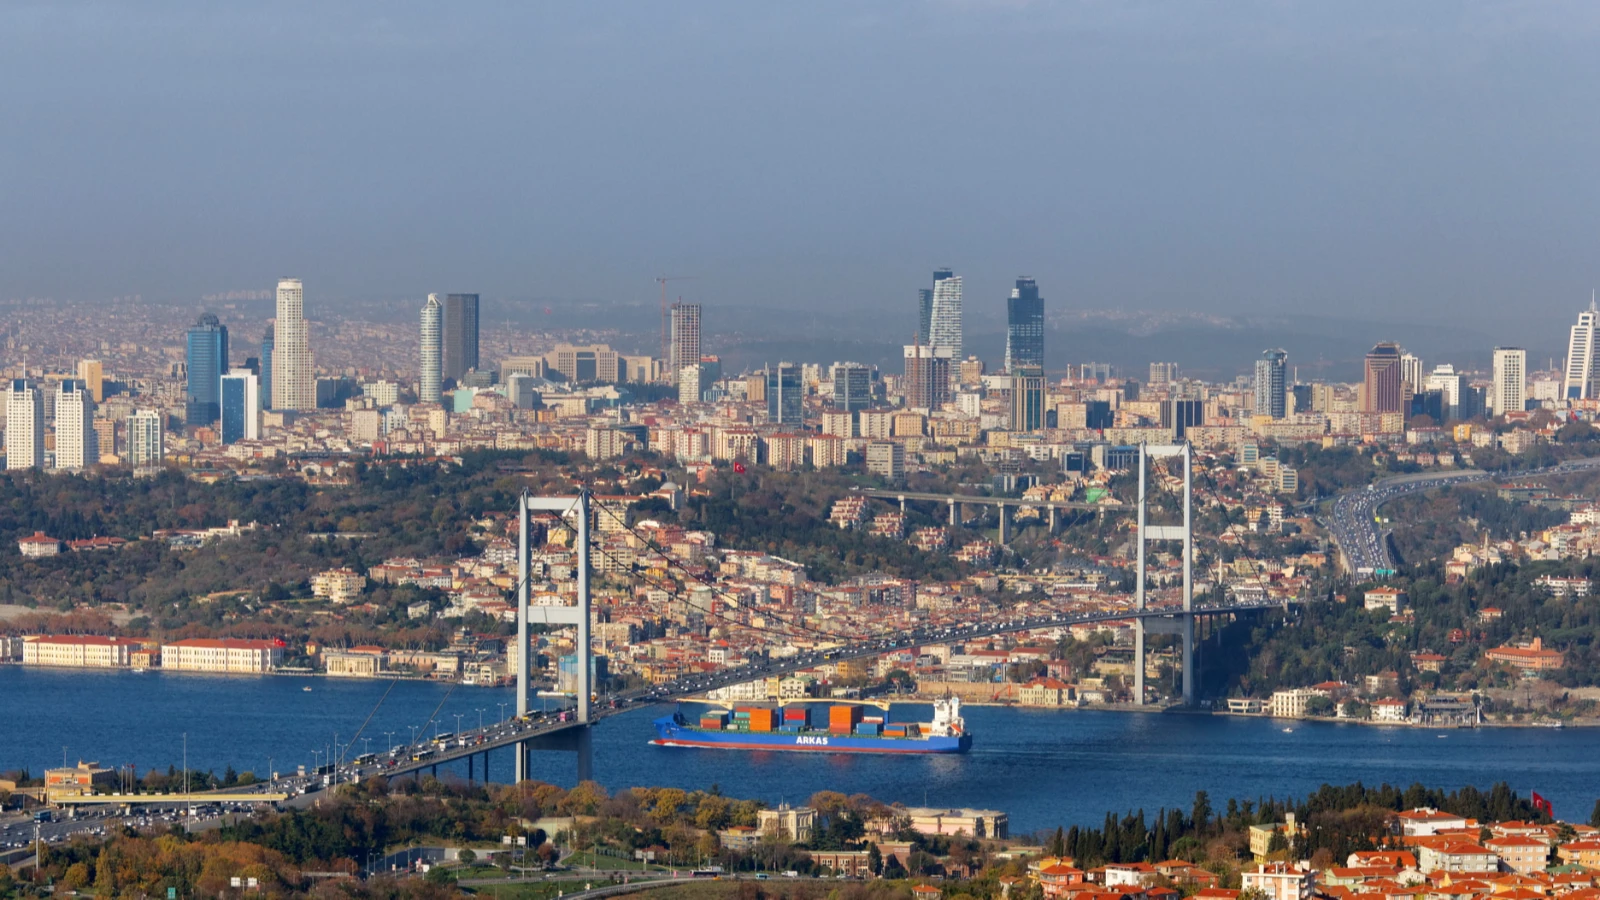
[514,488,594,783]
[1134,443,1196,707]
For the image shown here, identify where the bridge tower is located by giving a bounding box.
[1133,443,1196,707]
[514,489,594,783]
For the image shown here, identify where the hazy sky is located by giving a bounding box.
[4,1,1598,338]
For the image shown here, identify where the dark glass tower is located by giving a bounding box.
[918,268,954,343]
[260,325,274,411]
[1005,277,1044,372]
[444,293,480,382]
[185,313,229,425]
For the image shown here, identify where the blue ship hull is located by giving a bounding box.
[651,715,972,754]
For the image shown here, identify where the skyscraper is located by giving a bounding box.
[1564,296,1600,400]
[185,312,230,425]
[5,379,43,470]
[1493,347,1527,417]
[928,273,963,360]
[127,409,163,469]
[904,344,953,411]
[1148,362,1178,386]
[443,293,480,382]
[419,294,443,403]
[1426,364,1469,420]
[670,303,702,386]
[260,325,274,411]
[77,359,103,403]
[1400,352,1424,395]
[1009,366,1046,432]
[765,363,803,426]
[1254,349,1288,419]
[220,372,260,444]
[830,362,872,412]
[918,267,953,344]
[1005,277,1045,372]
[1363,342,1403,414]
[272,278,313,411]
[54,379,97,470]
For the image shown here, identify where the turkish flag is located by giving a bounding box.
[1532,791,1553,818]
[733,462,746,474]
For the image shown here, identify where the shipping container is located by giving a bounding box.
[855,722,881,735]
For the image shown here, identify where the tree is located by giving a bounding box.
[1590,798,1600,830]
[867,842,883,876]
[458,849,476,864]
[1192,791,1212,835]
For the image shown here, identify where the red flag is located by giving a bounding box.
[733,462,746,474]
[1532,791,1553,818]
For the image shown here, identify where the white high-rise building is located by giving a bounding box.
[5,379,44,470]
[1564,296,1600,401]
[1400,352,1423,393]
[272,278,314,410]
[1426,364,1469,420]
[127,409,164,469]
[1492,347,1527,418]
[53,380,97,470]
[419,294,443,403]
[928,274,963,360]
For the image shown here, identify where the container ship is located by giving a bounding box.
[651,698,971,754]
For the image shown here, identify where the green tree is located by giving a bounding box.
[867,842,883,876]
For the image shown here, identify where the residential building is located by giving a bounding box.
[1565,296,1600,400]
[669,303,702,387]
[1254,349,1288,419]
[272,278,314,410]
[311,568,367,603]
[1395,808,1468,837]
[54,380,97,470]
[5,379,44,470]
[1019,677,1076,707]
[1364,343,1403,414]
[1485,835,1549,875]
[1149,362,1178,386]
[185,312,230,425]
[76,359,103,402]
[1492,347,1526,417]
[161,638,284,673]
[904,343,953,411]
[1241,863,1315,900]
[127,409,164,469]
[220,372,260,444]
[1416,840,1497,875]
[1005,277,1044,372]
[22,635,141,668]
[419,294,443,403]
[443,293,480,382]
[1363,587,1408,614]
[866,441,904,478]
[18,532,61,557]
[1484,637,1564,671]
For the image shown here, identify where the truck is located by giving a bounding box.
[33,810,52,823]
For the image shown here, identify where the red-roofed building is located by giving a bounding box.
[1485,638,1564,672]
[17,531,61,557]
[22,634,142,668]
[1484,836,1549,875]
[160,638,285,673]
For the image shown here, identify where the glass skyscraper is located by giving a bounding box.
[444,293,480,382]
[1254,349,1288,419]
[917,268,953,344]
[260,324,274,411]
[1005,277,1044,372]
[220,372,259,444]
[185,312,229,425]
[766,363,803,426]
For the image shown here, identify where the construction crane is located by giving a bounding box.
[656,275,696,373]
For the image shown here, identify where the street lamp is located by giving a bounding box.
[267,757,274,791]
[384,731,395,754]
[409,725,419,747]
[454,713,464,736]
[498,702,508,722]
[477,708,486,732]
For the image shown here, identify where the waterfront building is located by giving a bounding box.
[272,278,314,410]
[419,294,443,403]
[22,634,141,668]
[757,804,817,843]
[53,379,97,470]
[1005,277,1044,372]
[160,637,284,673]
[5,379,44,470]
[1492,347,1526,418]
[443,293,480,382]
[185,312,229,425]
[1254,350,1287,419]
[220,372,260,444]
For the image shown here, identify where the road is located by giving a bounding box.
[1325,456,1600,575]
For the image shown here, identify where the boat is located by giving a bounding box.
[1281,727,1293,733]
[652,697,972,755]
[303,686,313,692]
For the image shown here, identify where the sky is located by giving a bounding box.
[3,1,1599,339]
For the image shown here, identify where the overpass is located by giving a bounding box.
[857,488,1118,543]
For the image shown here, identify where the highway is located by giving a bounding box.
[1326,456,1600,575]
